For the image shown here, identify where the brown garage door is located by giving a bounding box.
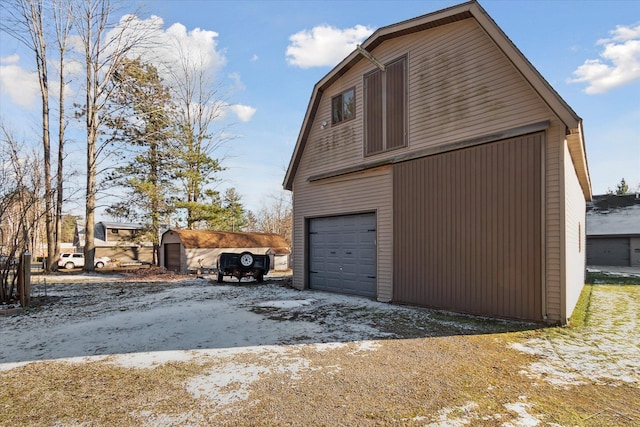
[393,132,543,321]
[164,243,181,272]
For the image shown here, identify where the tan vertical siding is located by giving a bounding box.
[364,70,383,154]
[393,133,543,321]
[291,167,393,302]
[385,57,406,150]
[564,141,587,322]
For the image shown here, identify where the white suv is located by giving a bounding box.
[58,253,111,269]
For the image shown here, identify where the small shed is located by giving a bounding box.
[586,194,640,267]
[160,229,291,273]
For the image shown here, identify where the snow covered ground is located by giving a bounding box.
[2,273,637,386]
[1,274,517,369]
[1,273,638,425]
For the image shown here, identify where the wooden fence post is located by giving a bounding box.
[19,252,31,307]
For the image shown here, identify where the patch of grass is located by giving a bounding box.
[586,271,640,285]
[569,284,594,327]
[0,360,208,426]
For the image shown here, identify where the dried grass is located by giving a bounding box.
[2,333,638,426]
[2,277,639,426]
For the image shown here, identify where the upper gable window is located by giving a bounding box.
[364,56,407,155]
[331,88,355,125]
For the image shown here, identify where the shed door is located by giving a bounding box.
[393,132,543,321]
[309,213,377,298]
[164,243,180,272]
[587,237,630,266]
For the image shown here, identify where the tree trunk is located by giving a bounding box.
[54,43,65,272]
[84,52,97,272]
[85,112,97,271]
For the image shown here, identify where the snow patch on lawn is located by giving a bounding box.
[187,352,309,405]
[510,285,640,386]
[256,299,314,309]
[502,401,541,426]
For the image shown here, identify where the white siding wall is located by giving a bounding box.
[273,254,290,271]
[185,247,270,272]
[564,142,587,322]
[292,167,393,302]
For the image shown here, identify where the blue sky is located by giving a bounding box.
[1,0,639,217]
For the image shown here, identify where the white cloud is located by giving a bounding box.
[229,104,256,122]
[569,23,640,94]
[1,54,20,64]
[228,72,245,91]
[251,54,259,62]
[286,24,374,68]
[0,55,39,108]
[86,15,227,85]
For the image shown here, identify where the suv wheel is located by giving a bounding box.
[95,261,104,268]
[65,262,75,269]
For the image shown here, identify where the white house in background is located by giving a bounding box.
[75,221,157,264]
[586,193,640,267]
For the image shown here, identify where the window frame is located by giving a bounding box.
[331,87,356,126]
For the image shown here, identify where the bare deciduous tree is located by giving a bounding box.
[168,41,230,229]
[0,125,44,303]
[2,0,56,272]
[52,0,73,271]
[70,0,152,270]
[247,192,293,246]
[2,0,76,273]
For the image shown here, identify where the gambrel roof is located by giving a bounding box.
[283,0,591,199]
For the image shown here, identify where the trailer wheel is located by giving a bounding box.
[239,252,254,268]
[217,272,223,283]
[255,272,264,283]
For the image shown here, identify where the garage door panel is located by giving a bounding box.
[309,213,377,298]
[587,238,630,266]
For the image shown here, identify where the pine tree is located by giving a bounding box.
[103,58,177,264]
[615,178,629,195]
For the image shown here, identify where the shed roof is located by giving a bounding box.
[167,229,289,250]
[283,0,591,200]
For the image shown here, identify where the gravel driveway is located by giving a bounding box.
[1,274,639,426]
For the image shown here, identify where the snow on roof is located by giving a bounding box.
[99,221,146,230]
[586,203,640,236]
